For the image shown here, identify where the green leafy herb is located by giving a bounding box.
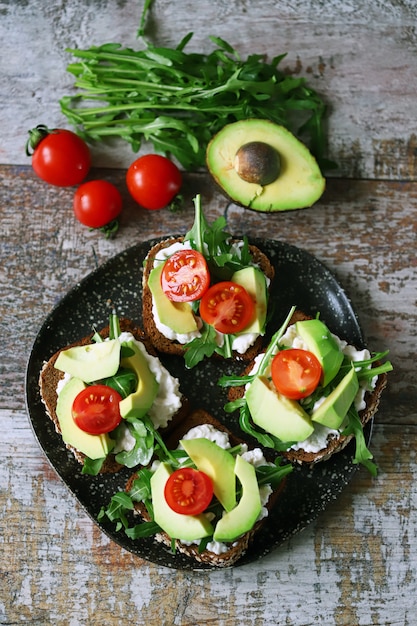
[342,407,378,477]
[60,4,332,171]
[82,456,106,476]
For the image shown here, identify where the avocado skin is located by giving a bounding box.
[206,119,325,212]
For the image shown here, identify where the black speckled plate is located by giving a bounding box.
[25,238,368,570]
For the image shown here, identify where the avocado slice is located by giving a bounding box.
[246,375,314,442]
[213,455,262,543]
[56,377,115,459]
[54,339,121,383]
[295,318,344,387]
[180,438,237,512]
[118,340,159,419]
[231,266,267,334]
[311,365,359,429]
[151,463,214,541]
[206,119,325,212]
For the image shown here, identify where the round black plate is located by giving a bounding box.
[25,238,367,570]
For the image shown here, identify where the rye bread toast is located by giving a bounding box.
[142,236,275,360]
[125,408,288,567]
[227,310,388,464]
[39,318,189,473]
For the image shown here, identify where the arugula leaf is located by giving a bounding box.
[256,458,293,488]
[82,456,106,476]
[342,407,378,476]
[98,492,134,531]
[99,367,137,398]
[184,323,218,369]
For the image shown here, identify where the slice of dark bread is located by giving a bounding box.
[39,318,189,473]
[142,236,275,361]
[125,408,288,567]
[227,310,388,464]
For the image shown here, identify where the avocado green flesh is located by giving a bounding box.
[56,377,115,459]
[231,266,267,334]
[118,340,159,419]
[180,438,237,512]
[246,375,314,442]
[54,339,121,383]
[213,455,262,543]
[295,319,344,387]
[151,463,214,541]
[206,119,325,212]
[312,365,359,429]
[148,264,198,334]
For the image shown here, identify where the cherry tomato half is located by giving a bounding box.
[199,281,255,334]
[72,384,122,435]
[271,349,322,400]
[126,154,182,210]
[161,249,210,302]
[164,467,214,516]
[27,126,91,187]
[73,180,123,229]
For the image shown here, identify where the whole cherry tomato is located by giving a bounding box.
[73,180,123,230]
[126,154,182,210]
[26,125,91,186]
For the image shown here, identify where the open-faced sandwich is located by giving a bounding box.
[220,306,393,475]
[99,408,292,567]
[39,313,189,475]
[142,195,275,368]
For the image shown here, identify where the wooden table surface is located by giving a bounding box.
[1,1,416,624]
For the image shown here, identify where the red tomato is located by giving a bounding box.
[27,125,91,186]
[164,467,214,515]
[72,385,122,435]
[161,249,210,302]
[73,180,123,229]
[199,281,255,334]
[271,349,322,400]
[126,154,182,210]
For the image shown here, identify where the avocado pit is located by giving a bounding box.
[234,141,281,186]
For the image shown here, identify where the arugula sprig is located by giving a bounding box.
[60,2,332,171]
[182,195,259,368]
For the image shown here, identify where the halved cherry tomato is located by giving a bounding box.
[26,125,91,187]
[199,281,255,334]
[271,349,322,400]
[164,467,214,515]
[161,249,210,302]
[126,154,182,210]
[73,180,123,229]
[72,384,122,435]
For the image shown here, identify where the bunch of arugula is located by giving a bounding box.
[218,307,394,476]
[59,0,332,171]
[98,442,293,552]
[82,312,175,475]
[179,195,263,368]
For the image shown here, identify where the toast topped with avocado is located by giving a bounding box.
[220,307,393,474]
[142,195,275,368]
[39,315,189,475]
[99,408,292,567]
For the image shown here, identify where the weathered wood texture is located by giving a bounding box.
[1,0,417,624]
[2,0,417,180]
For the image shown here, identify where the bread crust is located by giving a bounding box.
[227,310,388,464]
[142,236,275,361]
[39,318,189,474]
[125,408,287,567]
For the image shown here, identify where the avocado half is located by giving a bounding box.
[206,119,325,212]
